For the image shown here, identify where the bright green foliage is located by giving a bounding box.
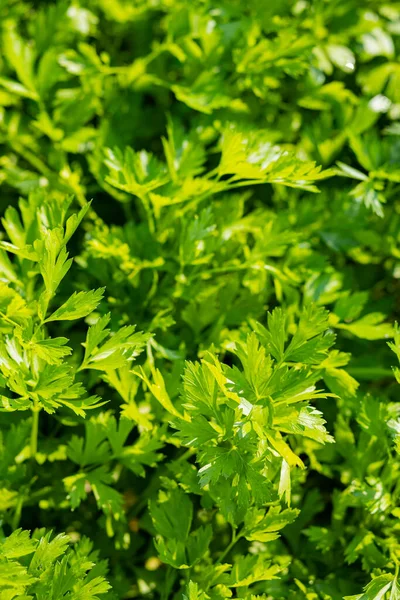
[0,0,400,599]
[0,528,111,599]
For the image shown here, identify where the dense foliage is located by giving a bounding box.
[0,0,400,598]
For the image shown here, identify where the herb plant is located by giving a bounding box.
[0,1,400,599]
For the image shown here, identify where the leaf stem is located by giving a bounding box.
[12,491,24,530]
[30,407,40,460]
[161,565,176,600]
[216,527,242,565]
[175,447,196,464]
[0,310,20,327]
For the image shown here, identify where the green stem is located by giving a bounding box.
[140,194,156,234]
[12,492,24,530]
[395,562,399,579]
[161,566,172,600]
[175,447,196,464]
[347,367,393,378]
[216,527,242,565]
[9,137,92,214]
[30,408,40,459]
[0,310,20,327]
[9,139,53,177]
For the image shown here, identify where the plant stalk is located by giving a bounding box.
[31,408,40,460]
[216,527,242,565]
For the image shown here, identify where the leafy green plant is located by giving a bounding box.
[1,1,400,599]
[0,527,111,599]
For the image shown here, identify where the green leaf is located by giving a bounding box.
[0,529,37,559]
[45,288,104,322]
[0,561,37,589]
[31,337,72,365]
[81,319,149,371]
[243,505,299,542]
[344,574,394,600]
[336,313,393,340]
[150,484,193,543]
[183,581,208,600]
[2,23,38,98]
[28,532,70,577]
[67,418,114,467]
[223,555,282,587]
